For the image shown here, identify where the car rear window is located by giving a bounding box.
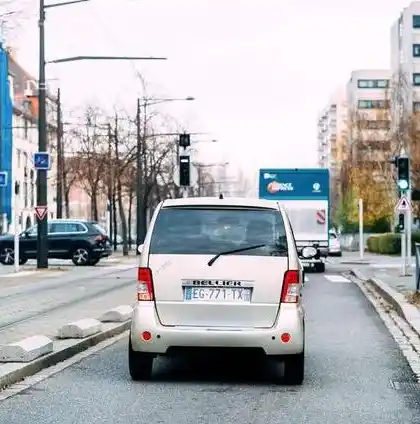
[92,223,107,235]
[149,206,288,256]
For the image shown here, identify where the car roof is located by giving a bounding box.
[48,219,91,224]
[161,197,280,210]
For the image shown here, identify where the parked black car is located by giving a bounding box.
[0,219,112,266]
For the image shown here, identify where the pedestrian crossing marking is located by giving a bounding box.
[325,275,351,283]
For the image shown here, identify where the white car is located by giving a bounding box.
[328,231,342,256]
[129,197,314,384]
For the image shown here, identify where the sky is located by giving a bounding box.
[1,0,415,194]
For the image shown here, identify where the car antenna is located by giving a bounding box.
[219,193,223,199]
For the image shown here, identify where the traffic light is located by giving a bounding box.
[398,213,405,231]
[397,156,410,191]
[179,133,190,148]
[179,155,190,186]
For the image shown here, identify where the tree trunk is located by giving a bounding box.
[113,121,129,256]
[91,187,99,221]
[117,182,129,256]
[64,187,71,218]
[112,183,118,252]
[128,189,133,250]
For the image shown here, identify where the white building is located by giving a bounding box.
[316,88,347,172]
[390,1,420,117]
[8,54,58,232]
[346,69,391,160]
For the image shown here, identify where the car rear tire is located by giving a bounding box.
[71,247,91,266]
[88,258,100,266]
[0,247,26,265]
[0,247,13,265]
[283,351,304,385]
[315,262,325,273]
[128,339,154,381]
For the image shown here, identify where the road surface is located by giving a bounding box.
[0,267,419,423]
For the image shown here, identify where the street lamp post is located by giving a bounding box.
[135,97,194,254]
[38,0,92,268]
[37,0,167,268]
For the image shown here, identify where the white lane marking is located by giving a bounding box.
[325,274,351,283]
[304,275,309,282]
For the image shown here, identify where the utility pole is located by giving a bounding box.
[135,98,143,254]
[56,87,63,218]
[113,115,118,252]
[37,0,48,269]
[107,123,113,243]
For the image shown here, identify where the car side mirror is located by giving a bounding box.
[301,246,317,259]
[137,244,144,254]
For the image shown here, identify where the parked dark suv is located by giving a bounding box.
[0,219,112,266]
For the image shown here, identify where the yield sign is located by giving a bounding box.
[34,206,48,221]
[395,195,411,212]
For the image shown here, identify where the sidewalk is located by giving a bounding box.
[354,266,416,296]
[330,250,416,267]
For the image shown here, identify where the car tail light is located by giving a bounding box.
[92,234,105,243]
[281,270,300,303]
[137,267,154,301]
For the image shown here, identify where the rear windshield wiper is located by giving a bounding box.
[208,244,267,266]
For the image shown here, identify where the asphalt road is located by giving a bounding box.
[0,267,419,423]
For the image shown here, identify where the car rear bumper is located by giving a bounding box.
[130,303,304,356]
[92,246,112,258]
[328,247,342,256]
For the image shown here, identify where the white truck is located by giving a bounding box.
[258,168,330,272]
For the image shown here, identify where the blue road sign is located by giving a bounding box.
[0,171,8,187]
[33,152,51,171]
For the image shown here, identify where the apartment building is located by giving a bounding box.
[391,1,420,118]
[6,50,58,232]
[346,69,391,162]
[316,88,347,172]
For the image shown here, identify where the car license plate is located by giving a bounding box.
[184,287,251,302]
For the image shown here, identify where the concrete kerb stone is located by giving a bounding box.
[99,305,133,323]
[0,336,53,363]
[57,318,102,339]
[350,268,420,338]
[0,320,131,391]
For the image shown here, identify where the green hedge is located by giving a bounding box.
[367,232,420,255]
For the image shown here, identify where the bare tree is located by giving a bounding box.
[76,106,108,221]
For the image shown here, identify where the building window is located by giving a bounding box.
[414,101,420,112]
[413,73,420,85]
[358,100,389,109]
[414,45,420,57]
[365,120,390,130]
[413,15,420,28]
[357,79,389,89]
[16,149,21,168]
[358,80,374,88]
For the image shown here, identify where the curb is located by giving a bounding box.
[350,268,420,337]
[0,320,130,390]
